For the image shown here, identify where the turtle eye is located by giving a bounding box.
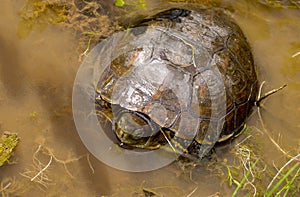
[113,111,159,147]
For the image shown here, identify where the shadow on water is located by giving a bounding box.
[0,35,26,98]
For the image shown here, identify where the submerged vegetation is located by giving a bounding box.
[0,132,19,167]
[0,144,94,196]
[210,79,295,196]
[17,0,68,38]
[17,0,119,53]
[214,132,300,196]
[102,130,299,197]
[19,144,93,191]
[257,0,300,9]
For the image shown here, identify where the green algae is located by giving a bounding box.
[0,132,19,167]
[17,0,69,38]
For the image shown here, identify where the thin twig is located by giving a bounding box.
[255,83,287,107]
[187,186,198,197]
[258,108,293,158]
[292,51,300,58]
[265,162,299,197]
[20,144,89,191]
[234,138,259,197]
[272,161,279,172]
[160,129,177,154]
[232,160,258,197]
[44,147,86,179]
[257,81,265,100]
[0,182,11,192]
[242,160,257,197]
[31,156,53,181]
[266,153,300,190]
[79,36,93,61]
[256,82,297,160]
[87,154,95,174]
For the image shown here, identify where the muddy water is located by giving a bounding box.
[0,0,299,196]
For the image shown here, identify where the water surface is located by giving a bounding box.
[0,0,299,196]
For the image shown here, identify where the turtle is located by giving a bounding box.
[94,8,258,159]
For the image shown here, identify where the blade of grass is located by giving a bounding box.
[265,162,299,197]
[267,154,300,190]
[232,159,258,197]
[283,167,300,196]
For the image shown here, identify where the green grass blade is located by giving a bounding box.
[283,167,300,196]
[265,163,299,197]
[232,159,258,197]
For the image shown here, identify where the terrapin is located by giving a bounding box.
[95,8,258,159]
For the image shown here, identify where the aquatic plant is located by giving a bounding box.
[258,0,300,9]
[17,0,68,38]
[0,132,19,167]
[114,0,146,8]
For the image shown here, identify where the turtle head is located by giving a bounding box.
[113,110,162,149]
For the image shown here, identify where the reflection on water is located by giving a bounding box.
[0,0,299,196]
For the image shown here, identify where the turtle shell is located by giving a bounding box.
[95,8,258,158]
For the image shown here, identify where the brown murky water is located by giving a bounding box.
[0,0,299,196]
